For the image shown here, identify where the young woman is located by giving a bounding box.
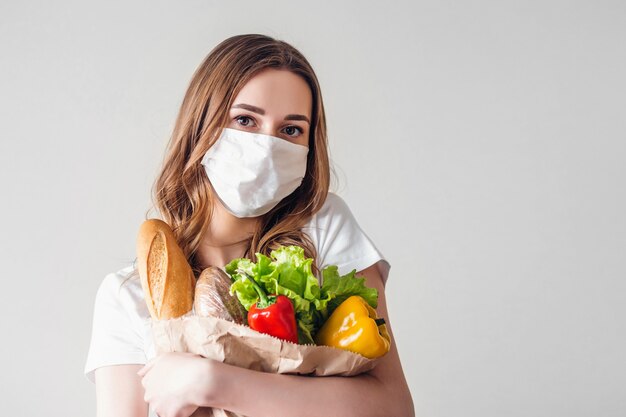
[85,34,414,417]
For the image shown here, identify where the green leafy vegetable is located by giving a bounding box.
[226,245,379,345]
[321,266,378,313]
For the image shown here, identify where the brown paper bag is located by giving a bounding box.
[151,315,379,417]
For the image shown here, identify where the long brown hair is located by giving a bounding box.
[144,34,333,277]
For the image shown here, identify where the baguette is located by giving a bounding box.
[136,219,195,320]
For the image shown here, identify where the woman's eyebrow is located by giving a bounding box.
[231,103,310,124]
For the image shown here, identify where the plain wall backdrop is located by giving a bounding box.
[1,1,624,416]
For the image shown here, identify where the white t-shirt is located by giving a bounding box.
[83,192,390,385]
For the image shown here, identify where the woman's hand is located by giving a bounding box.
[137,352,215,417]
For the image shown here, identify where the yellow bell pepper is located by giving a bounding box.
[315,295,391,359]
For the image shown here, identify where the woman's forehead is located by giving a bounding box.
[233,69,312,118]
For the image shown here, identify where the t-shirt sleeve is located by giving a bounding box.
[303,193,391,285]
[83,273,147,384]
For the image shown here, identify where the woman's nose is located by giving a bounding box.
[258,122,280,137]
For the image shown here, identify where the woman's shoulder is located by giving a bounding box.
[97,263,140,297]
[85,263,152,383]
[304,192,352,227]
[303,192,390,283]
[94,263,151,322]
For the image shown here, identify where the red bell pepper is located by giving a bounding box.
[244,273,299,344]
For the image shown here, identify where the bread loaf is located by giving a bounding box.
[136,219,195,320]
[194,266,246,324]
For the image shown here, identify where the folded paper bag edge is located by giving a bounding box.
[151,315,379,376]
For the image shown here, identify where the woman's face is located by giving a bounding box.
[228,68,312,148]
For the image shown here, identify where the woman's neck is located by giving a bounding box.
[195,200,260,268]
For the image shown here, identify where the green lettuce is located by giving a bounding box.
[225,245,379,345]
[320,265,378,313]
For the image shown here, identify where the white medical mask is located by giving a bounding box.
[201,127,309,218]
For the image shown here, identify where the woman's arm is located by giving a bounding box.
[140,262,414,417]
[204,263,414,417]
[95,365,148,417]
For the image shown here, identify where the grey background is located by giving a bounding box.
[1,1,624,416]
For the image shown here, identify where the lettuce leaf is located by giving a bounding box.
[320,266,378,313]
[226,245,379,345]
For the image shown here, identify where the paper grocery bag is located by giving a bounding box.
[151,315,379,417]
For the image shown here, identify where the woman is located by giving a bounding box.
[85,34,414,417]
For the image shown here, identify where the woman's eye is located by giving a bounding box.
[234,116,303,138]
[284,126,304,138]
[235,115,255,127]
